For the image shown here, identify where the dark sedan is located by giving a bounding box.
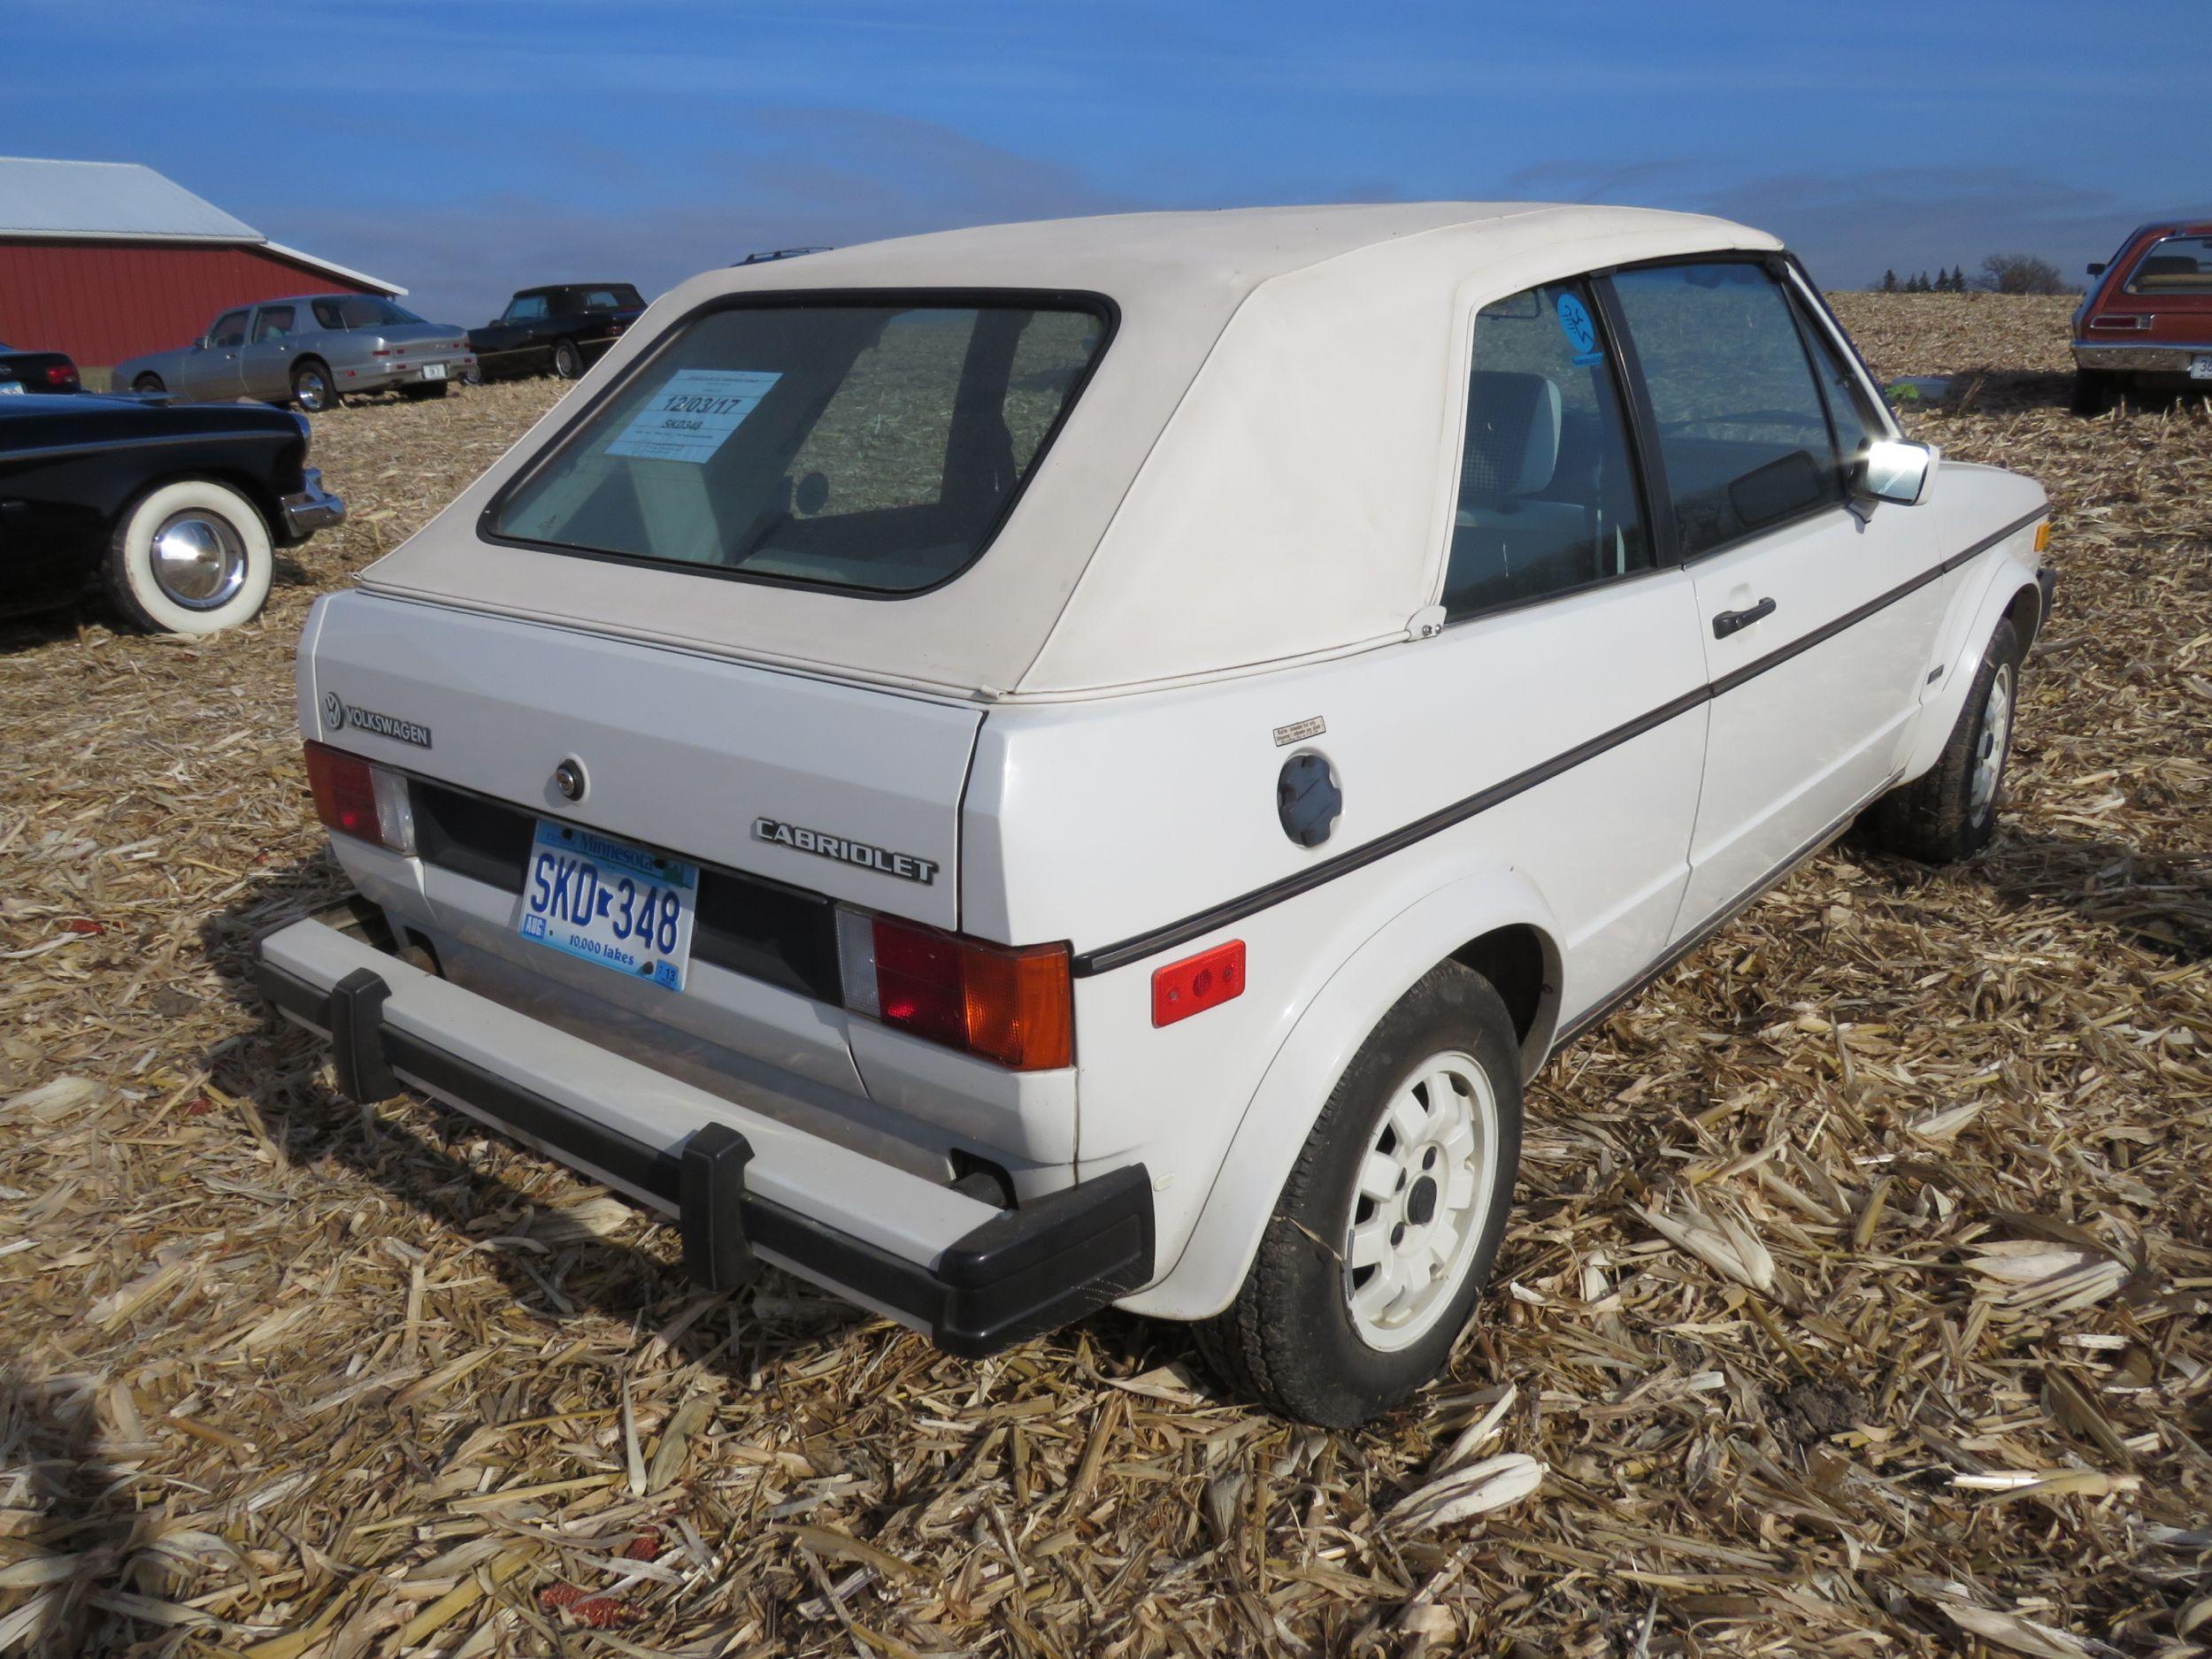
[0,394,343,634]
[466,283,647,382]
[0,342,81,396]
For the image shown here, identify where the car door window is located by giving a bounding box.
[207,311,250,349]
[251,306,295,343]
[1609,262,1840,559]
[1792,296,1884,471]
[1443,278,1650,620]
[506,295,549,323]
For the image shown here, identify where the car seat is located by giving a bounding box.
[1445,370,1592,613]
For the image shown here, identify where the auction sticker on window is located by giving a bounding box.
[604,368,781,464]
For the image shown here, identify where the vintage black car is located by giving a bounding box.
[0,394,343,634]
[465,283,647,382]
[0,342,81,396]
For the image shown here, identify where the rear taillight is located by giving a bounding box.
[44,365,76,387]
[303,741,415,855]
[835,908,1071,1071]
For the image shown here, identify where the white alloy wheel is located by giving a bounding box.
[106,479,273,634]
[1970,661,2014,820]
[1343,1048,1500,1351]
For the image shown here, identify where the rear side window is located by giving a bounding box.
[489,299,1109,595]
[575,288,640,311]
[1609,262,1840,558]
[1444,279,1650,620]
[2126,234,2212,294]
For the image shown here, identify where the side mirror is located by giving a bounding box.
[2087,262,2107,277]
[1855,439,1938,506]
[192,336,209,351]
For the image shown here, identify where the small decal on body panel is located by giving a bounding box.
[322,693,433,749]
[752,818,939,885]
[1273,716,1326,748]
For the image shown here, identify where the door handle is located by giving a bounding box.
[1712,596,1776,638]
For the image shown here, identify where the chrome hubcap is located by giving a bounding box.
[1970,662,2014,819]
[1343,1049,1498,1351]
[297,373,326,410]
[150,511,249,609]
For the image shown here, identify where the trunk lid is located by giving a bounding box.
[301,590,979,931]
[370,322,473,358]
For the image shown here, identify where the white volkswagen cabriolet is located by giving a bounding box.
[257,205,2052,1425]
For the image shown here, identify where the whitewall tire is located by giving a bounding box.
[104,479,274,635]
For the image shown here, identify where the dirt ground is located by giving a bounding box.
[1,297,2206,1657]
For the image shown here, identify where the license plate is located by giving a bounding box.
[0,382,22,396]
[421,363,447,380]
[2190,356,2212,381]
[518,821,696,990]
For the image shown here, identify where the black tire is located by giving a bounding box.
[461,360,484,386]
[398,380,450,401]
[133,373,165,396]
[1866,616,2025,863]
[552,337,584,380]
[291,359,339,412]
[1194,963,1523,1427]
[2071,368,2118,415]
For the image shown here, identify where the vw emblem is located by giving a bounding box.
[322,691,347,730]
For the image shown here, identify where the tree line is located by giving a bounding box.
[1878,254,2074,296]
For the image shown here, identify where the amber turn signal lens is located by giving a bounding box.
[836,908,1072,1071]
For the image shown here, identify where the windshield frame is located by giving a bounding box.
[477,286,1120,602]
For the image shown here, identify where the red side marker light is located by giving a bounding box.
[1152,940,1245,1028]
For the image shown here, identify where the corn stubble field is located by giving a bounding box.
[0,295,2207,1657]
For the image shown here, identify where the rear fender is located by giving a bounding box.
[1901,527,2047,781]
[1122,864,1560,1320]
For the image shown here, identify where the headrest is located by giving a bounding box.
[1461,371,1562,498]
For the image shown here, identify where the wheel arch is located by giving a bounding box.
[1121,867,1563,1322]
[119,467,287,547]
[1901,529,2047,782]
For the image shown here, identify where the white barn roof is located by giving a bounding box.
[0,157,403,294]
[363,204,1777,698]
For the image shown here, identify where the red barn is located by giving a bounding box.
[0,157,404,369]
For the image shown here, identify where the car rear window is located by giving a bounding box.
[488,297,1110,595]
[312,296,427,330]
[2125,234,2212,294]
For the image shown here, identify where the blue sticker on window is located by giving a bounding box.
[1555,292,1602,365]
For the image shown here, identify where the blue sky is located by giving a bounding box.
[10,0,2209,324]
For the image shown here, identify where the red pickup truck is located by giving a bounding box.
[2072,220,2212,411]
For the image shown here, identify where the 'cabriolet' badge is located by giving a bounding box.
[322,693,433,749]
[753,818,938,885]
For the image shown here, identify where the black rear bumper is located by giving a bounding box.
[256,954,1152,1356]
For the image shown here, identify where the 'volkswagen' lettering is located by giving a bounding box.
[752,818,938,885]
[323,694,433,749]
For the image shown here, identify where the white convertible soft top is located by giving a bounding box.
[360,204,1779,700]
